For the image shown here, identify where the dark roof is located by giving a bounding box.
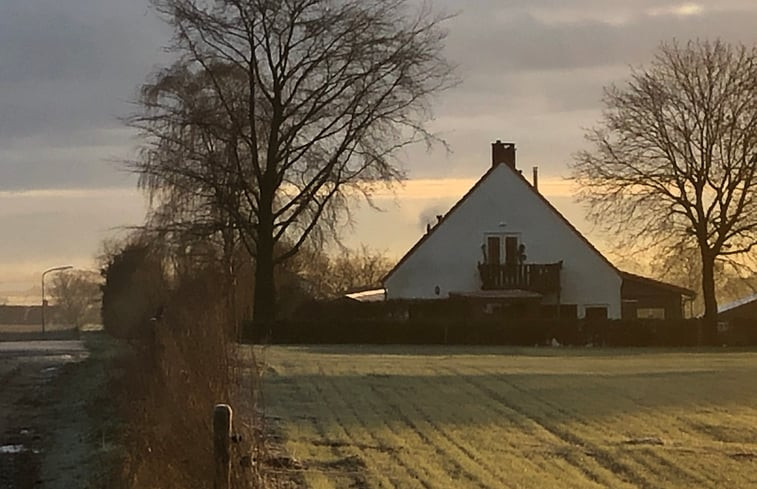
[718,293,757,314]
[620,271,696,298]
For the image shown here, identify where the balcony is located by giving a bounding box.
[478,262,562,294]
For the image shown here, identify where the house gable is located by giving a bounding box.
[384,159,624,318]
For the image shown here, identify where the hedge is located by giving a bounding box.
[240,317,740,346]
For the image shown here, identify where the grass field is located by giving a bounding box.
[256,345,757,488]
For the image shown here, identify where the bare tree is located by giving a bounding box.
[129,0,455,325]
[50,270,102,329]
[572,40,757,342]
[292,244,391,298]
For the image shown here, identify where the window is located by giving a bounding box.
[637,308,665,319]
[585,306,608,321]
[505,236,519,264]
[484,233,521,265]
[486,236,501,264]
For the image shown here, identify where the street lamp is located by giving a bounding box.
[42,265,73,334]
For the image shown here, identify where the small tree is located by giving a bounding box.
[130,0,455,326]
[50,270,102,329]
[290,244,391,298]
[572,40,757,343]
[100,239,168,338]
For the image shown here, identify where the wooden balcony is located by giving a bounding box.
[478,262,562,294]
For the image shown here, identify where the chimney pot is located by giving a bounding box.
[492,141,516,169]
[532,166,539,190]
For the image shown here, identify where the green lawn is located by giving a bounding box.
[255,345,757,488]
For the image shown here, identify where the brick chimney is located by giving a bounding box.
[492,140,516,169]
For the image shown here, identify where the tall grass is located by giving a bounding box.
[112,267,261,488]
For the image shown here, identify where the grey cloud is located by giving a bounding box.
[399,3,757,180]
[0,1,168,84]
[0,0,170,190]
[446,9,757,76]
[0,129,138,191]
[4,0,757,193]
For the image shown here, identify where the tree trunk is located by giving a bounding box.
[252,193,276,337]
[253,239,275,320]
[700,250,718,345]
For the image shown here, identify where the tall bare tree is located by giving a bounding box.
[130,0,454,325]
[572,40,757,342]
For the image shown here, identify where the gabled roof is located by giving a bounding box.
[383,161,620,283]
[620,271,696,298]
[382,163,501,283]
[383,160,694,299]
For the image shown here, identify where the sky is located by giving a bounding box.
[2,0,757,294]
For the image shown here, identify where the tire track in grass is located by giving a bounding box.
[388,367,582,488]
[480,367,670,488]
[313,364,430,489]
[309,377,401,489]
[367,380,512,489]
[324,366,502,489]
[629,446,715,488]
[417,367,601,488]
[455,367,651,489]
[484,368,719,489]
[271,375,355,489]
[538,372,726,488]
[436,365,621,488]
[577,375,716,488]
[494,370,707,487]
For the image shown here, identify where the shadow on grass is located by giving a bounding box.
[264,367,757,438]
[271,343,757,357]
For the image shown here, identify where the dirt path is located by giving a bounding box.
[0,336,121,489]
[0,340,88,488]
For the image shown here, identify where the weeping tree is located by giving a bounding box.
[129,0,454,326]
[572,40,757,343]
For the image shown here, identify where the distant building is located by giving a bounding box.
[0,305,45,325]
[718,293,757,323]
[383,141,695,320]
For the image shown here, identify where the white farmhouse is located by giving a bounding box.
[383,141,694,320]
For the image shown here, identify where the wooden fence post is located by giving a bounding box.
[213,403,233,489]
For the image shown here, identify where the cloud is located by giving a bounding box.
[0,0,170,190]
[647,3,704,18]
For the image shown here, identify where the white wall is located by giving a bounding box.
[384,164,622,318]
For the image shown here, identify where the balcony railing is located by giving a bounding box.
[478,262,562,293]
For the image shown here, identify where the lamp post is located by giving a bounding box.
[42,265,73,334]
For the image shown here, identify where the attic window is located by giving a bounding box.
[484,234,523,265]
